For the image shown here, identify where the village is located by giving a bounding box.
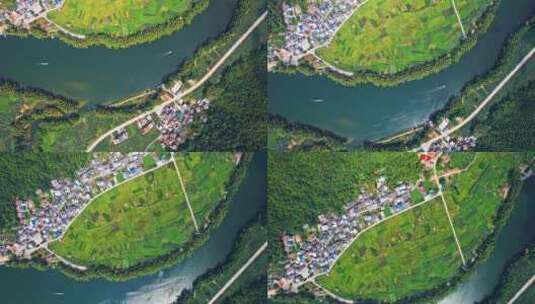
[424,118,477,152]
[0,0,63,32]
[268,173,438,296]
[0,152,171,263]
[268,0,362,67]
[112,80,211,151]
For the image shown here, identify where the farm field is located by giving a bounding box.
[316,197,462,302]
[441,153,520,261]
[316,0,492,74]
[48,0,193,37]
[174,152,236,226]
[50,163,195,268]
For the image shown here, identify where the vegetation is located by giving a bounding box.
[481,240,535,304]
[174,153,236,227]
[34,0,211,48]
[423,17,535,150]
[268,114,348,151]
[50,163,195,268]
[175,216,266,304]
[442,153,521,262]
[317,0,492,74]
[472,81,535,151]
[181,48,267,151]
[270,0,499,87]
[0,153,90,235]
[268,152,421,266]
[317,198,462,302]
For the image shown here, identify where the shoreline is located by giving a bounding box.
[3,0,211,49]
[311,169,525,304]
[270,0,499,87]
[2,153,253,282]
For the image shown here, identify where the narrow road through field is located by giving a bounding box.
[507,275,535,304]
[416,46,535,152]
[312,280,354,304]
[86,11,267,152]
[44,247,87,271]
[171,153,200,233]
[207,242,268,304]
[433,153,467,265]
[450,0,467,38]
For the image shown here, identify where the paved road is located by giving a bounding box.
[208,242,268,304]
[86,11,267,152]
[417,46,535,152]
[507,275,535,304]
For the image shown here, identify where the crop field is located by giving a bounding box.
[316,198,462,302]
[316,0,492,73]
[174,152,236,225]
[441,153,519,261]
[49,0,193,37]
[50,163,195,268]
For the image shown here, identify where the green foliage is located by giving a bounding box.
[474,81,535,151]
[317,198,462,302]
[176,217,266,304]
[182,49,267,151]
[0,153,90,234]
[481,241,535,304]
[268,152,421,265]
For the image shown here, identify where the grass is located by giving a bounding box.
[316,198,462,302]
[0,92,21,151]
[50,163,195,268]
[316,0,492,74]
[48,0,193,37]
[441,153,519,261]
[174,152,236,226]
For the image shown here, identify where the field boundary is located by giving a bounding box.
[171,153,200,232]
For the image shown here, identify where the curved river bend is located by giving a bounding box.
[0,0,238,104]
[268,0,535,143]
[0,153,266,304]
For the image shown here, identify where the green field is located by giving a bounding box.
[317,198,461,301]
[50,163,195,268]
[49,0,193,37]
[316,0,492,74]
[174,152,236,226]
[441,153,519,261]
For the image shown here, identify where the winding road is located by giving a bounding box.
[86,11,267,152]
[416,46,535,152]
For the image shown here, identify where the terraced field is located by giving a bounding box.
[49,0,193,36]
[50,163,194,268]
[174,152,236,225]
[316,0,493,73]
[316,198,462,302]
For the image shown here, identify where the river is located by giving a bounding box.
[268,0,535,143]
[439,177,535,304]
[0,152,266,304]
[0,0,238,105]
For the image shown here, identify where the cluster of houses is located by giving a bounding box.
[157,98,210,150]
[269,176,436,295]
[425,118,477,152]
[1,153,168,261]
[111,98,210,151]
[269,0,362,66]
[0,0,63,30]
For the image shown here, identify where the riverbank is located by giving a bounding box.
[268,114,348,151]
[175,216,266,303]
[480,240,535,303]
[3,153,253,282]
[4,0,211,49]
[269,0,499,87]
